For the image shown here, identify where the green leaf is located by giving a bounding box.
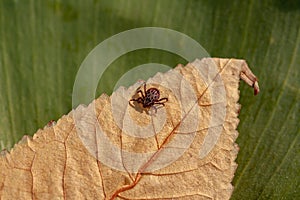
[0,0,299,199]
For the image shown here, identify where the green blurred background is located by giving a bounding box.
[0,0,299,199]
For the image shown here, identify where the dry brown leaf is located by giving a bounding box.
[0,58,259,200]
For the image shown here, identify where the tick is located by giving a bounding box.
[47,120,56,127]
[130,83,168,109]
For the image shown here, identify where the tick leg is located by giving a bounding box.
[136,90,145,98]
[150,106,158,114]
[240,61,260,95]
[154,102,166,106]
[157,97,168,103]
[130,97,143,104]
[143,82,147,95]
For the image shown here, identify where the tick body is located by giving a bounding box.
[130,83,168,108]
